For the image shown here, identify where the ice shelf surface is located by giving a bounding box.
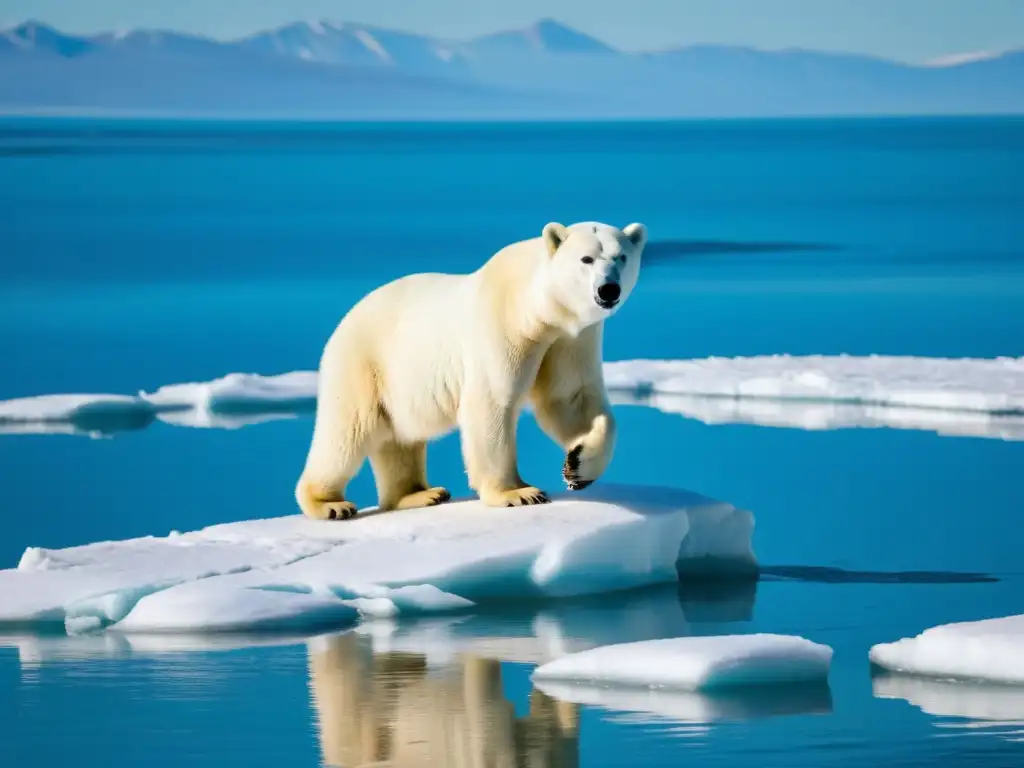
[532,634,833,691]
[869,615,1024,684]
[0,484,755,635]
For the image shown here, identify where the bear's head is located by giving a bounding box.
[541,220,647,329]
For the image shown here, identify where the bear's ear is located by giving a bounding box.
[542,222,569,257]
[623,222,648,250]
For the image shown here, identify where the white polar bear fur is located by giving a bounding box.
[296,220,648,520]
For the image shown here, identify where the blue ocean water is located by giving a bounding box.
[2,117,1024,767]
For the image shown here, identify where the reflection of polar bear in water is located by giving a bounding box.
[307,633,579,767]
[296,221,647,520]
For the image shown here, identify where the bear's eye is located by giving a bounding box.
[619,255,627,264]
[581,256,594,264]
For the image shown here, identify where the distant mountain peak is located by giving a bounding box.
[3,19,93,56]
[471,17,616,55]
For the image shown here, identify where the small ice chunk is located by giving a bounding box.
[532,635,833,691]
[869,615,1024,684]
[64,615,103,636]
[343,584,474,618]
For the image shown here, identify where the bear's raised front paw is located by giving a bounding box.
[481,486,550,507]
[306,500,358,521]
[393,486,452,511]
[562,444,594,491]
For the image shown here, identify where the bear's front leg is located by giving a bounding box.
[562,411,616,491]
[458,396,549,508]
[530,387,617,492]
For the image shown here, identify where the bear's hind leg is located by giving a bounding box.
[296,368,381,521]
[370,440,451,512]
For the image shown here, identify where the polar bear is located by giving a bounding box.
[296,220,647,520]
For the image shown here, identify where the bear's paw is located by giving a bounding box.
[562,443,598,491]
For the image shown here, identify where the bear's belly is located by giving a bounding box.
[379,357,462,444]
[385,392,459,443]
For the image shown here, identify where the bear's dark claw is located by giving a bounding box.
[565,444,583,471]
[563,444,591,490]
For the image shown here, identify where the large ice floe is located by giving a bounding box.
[603,356,1024,414]
[2,355,1022,439]
[869,615,1024,684]
[0,484,754,636]
[532,634,832,691]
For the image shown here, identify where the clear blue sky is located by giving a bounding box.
[2,0,1023,62]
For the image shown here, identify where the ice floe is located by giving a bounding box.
[604,355,1024,414]
[0,484,754,635]
[140,371,318,422]
[532,634,832,691]
[0,393,158,437]
[869,615,1024,684]
[2,355,1022,439]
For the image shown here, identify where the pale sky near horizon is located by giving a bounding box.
[2,0,1023,63]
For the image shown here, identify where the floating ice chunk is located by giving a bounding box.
[604,356,1024,415]
[532,635,832,691]
[0,393,156,436]
[869,615,1024,684]
[0,485,754,634]
[141,371,318,417]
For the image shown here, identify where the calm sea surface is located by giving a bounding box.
[2,117,1024,767]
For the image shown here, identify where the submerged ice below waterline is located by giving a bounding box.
[0,484,755,635]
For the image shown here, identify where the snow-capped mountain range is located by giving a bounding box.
[2,18,1022,117]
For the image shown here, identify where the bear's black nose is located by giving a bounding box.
[597,282,621,304]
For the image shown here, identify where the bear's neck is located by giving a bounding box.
[516,293,592,346]
[483,237,593,345]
